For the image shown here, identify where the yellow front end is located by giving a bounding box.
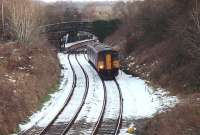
[106,54,112,70]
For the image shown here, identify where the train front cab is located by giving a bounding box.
[97,51,119,80]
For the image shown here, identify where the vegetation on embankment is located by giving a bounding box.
[0,0,61,134]
[140,93,200,135]
[106,0,200,134]
[107,0,200,94]
[0,39,60,135]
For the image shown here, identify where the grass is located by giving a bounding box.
[37,80,60,111]
[13,80,61,135]
[0,39,60,135]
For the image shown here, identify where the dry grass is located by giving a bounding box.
[140,93,200,135]
[0,39,59,135]
[108,0,200,94]
[106,0,200,134]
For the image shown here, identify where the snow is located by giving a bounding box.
[3,74,16,83]
[66,54,105,134]
[54,55,86,123]
[75,54,104,123]
[104,80,120,119]
[116,71,178,135]
[18,52,178,134]
[65,39,95,48]
[19,53,74,130]
[116,71,178,119]
[8,78,16,83]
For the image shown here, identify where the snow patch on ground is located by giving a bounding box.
[117,71,178,135]
[65,39,95,48]
[19,53,73,131]
[116,71,178,120]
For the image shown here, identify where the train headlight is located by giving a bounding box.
[99,65,104,69]
[98,61,104,70]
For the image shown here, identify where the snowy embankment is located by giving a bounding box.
[18,51,178,134]
[116,72,178,120]
[117,72,178,134]
[19,53,73,131]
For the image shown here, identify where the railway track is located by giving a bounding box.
[41,54,89,135]
[91,78,123,135]
[21,42,123,135]
[37,54,79,135]
[113,78,123,135]
[91,62,107,135]
[22,53,90,135]
[83,53,123,135]
[58,54,90,134]
[21,54,77,135]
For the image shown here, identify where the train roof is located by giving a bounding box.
[87,43,114,53]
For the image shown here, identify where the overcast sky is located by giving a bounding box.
[41,0,127,3]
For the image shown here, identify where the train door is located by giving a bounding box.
[106,53,112,70]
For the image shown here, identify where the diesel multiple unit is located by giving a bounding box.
[87,44,120,79]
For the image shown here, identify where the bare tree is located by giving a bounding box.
[7,0,41,44]
[192,0,200,32]
[1,0,4,39]
[187,0,200,60]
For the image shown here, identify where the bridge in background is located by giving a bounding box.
[39,19,120,50]
[40,21,93,41]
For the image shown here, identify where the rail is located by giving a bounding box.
[60,54,89,134]
[37,54,77,135]
[83,52,123,135]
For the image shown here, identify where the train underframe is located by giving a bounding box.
[99,69,119,80]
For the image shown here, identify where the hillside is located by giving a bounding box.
[0,39,60,135]
[106,0,200,134]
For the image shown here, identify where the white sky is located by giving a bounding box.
[41,0,126,3]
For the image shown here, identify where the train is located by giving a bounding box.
[87,43,120,79]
